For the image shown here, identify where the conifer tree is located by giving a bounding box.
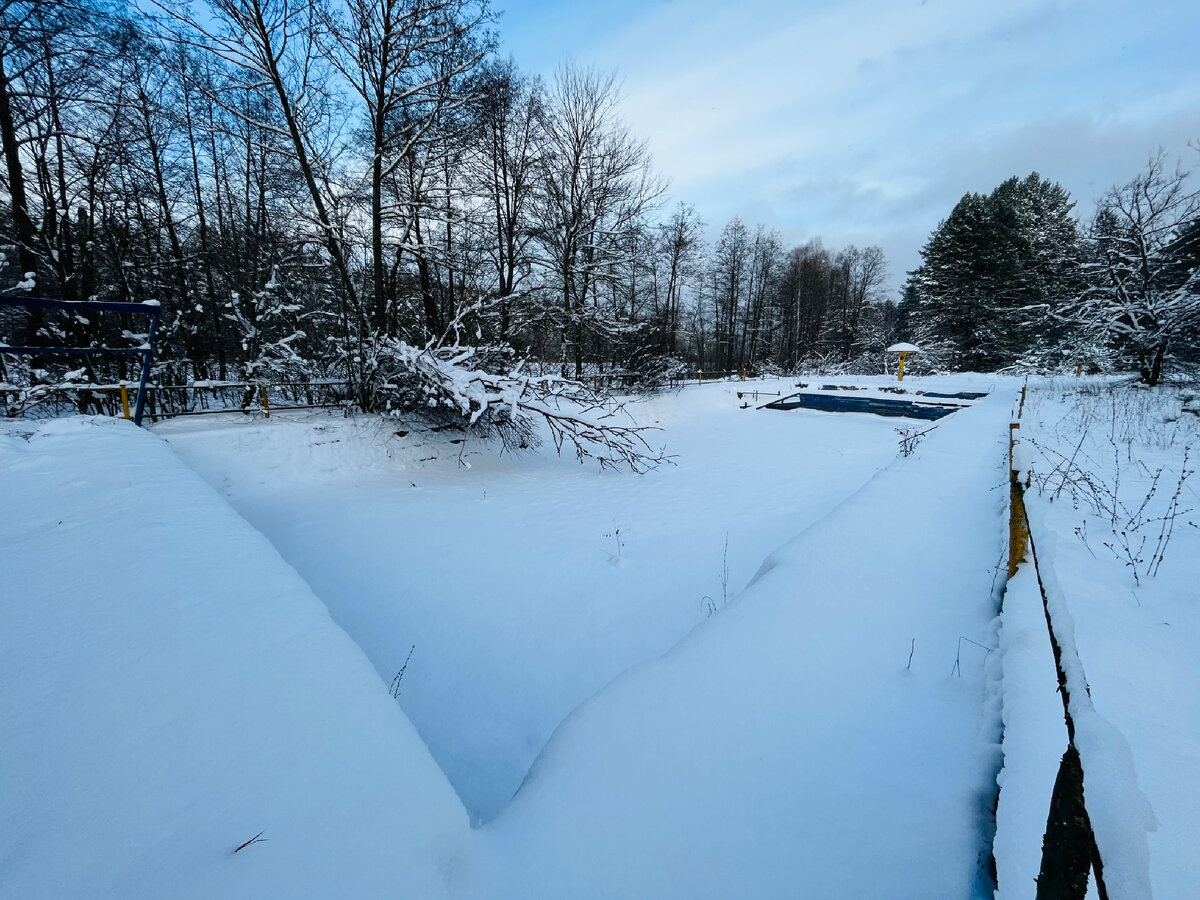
[904,173,1083,369]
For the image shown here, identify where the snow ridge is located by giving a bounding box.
[1023,503,1158,900]
[0,417,469,899]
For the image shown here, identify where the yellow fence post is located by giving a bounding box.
[119,383,131,420]
[261,385,270,419]
[698,371,703,386]
[897,351,907,381]
[1008,422,1028,578]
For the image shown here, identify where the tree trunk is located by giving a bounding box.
[1146,338,1168,386]
[411,206,443,338]
[0,50,40,289]
[371,133,387,333]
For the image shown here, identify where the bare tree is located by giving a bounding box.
[710,216,749,371]
[741,225,782,368]
[1074,151,1200,385]
[531,64,663,378]
[654,202,703,356]
[824,245,887,360]
[320,0,490,337]
[776,240,834,368]
[466,60,543,343]
[158,0,360,315]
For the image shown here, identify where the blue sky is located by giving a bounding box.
[495,0,1200,292]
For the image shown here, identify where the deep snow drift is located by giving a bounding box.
[457,381,1014,898]
[5,374,1082,898]
[159,378,911,823]
[0,417,469,899]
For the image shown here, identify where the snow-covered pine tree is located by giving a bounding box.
[904,173,1083,371]
[906,190,993,369]
[983,174,1084,366]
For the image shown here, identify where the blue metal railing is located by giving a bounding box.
[0,295,161,426]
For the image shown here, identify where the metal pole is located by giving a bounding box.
[132,304,160,426]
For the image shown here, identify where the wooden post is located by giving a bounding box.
[261,385,270,419]
[897,351,908,381]
[119,383,131,420]
[1075,362,1083,378]
[1008,422,1027,578]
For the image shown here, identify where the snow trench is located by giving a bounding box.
[157,380,910,824]
[5,375,1017,898]
[994,407,1158,900]
[1023,502,1157,899]
[455,388,1013,898]
[0,417,469,899]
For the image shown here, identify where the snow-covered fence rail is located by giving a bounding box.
[139,381,355,420]
[0,380,355,422]
[581,369,749,391]
[670,370,754,387]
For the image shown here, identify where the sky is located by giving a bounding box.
[494,0,1200,293]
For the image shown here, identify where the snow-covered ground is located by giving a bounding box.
[0,417,469,899]
[12,374,1193,898]
[157,377,914,823]
[1013,378,1200,898]
[457,378,1015,898]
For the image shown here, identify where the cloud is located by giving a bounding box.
[498,0,1200,290]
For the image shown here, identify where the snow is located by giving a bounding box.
[0,417,468,899]
[993,563,1069,898]
[158,377,913,823]
[7,373,1193,898]
[1015,377,1198,897]
[887,342,921,353]
[457,379,1014,898]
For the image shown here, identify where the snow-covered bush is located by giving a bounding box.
[358,339,668,471]
[1024,380,1197,582]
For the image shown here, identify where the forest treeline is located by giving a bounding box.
[1,0,1197,427]
[0,0,897,407]
[906,163,1200,385]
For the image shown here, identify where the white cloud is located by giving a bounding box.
[500,0,1200,289]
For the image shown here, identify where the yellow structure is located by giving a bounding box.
[886,343,920,381]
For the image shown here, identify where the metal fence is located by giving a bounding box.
[0,295,160,425]
[0,380,355,423]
